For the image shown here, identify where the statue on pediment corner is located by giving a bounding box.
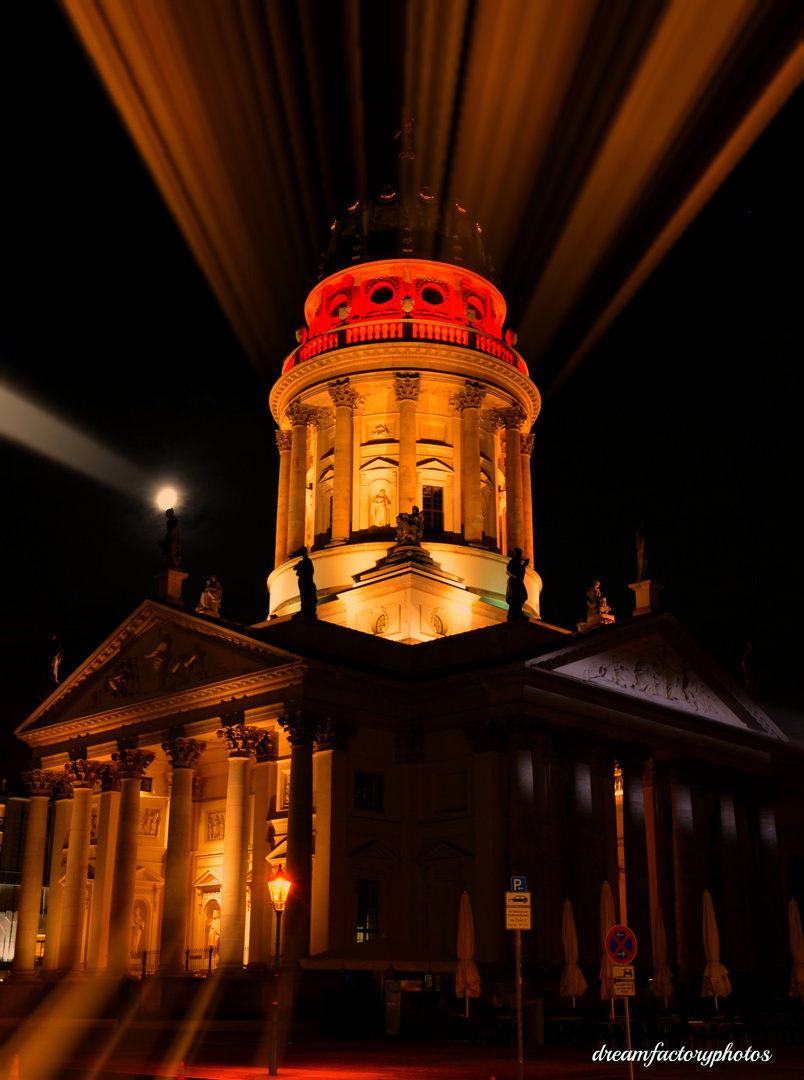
[196,575,223,618]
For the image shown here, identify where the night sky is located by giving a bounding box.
[2,5,802,768]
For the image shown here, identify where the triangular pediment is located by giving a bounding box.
[135,865,164,884]
[528,614,784,740]
[417,458,453,473]
[348,840,399,862]
[192,869,222,888]
[418,841,473,865]
[360,456,398,471]
[17,600,304,741]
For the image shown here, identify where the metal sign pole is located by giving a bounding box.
[624,995,634,1080]
[515,927,523,1080]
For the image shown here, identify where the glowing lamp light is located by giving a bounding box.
[268,864,291,911]
[156,486,178,511]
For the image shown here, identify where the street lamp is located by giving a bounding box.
[266,863,291,1075]
[267,863,291,975]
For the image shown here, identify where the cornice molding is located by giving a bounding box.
[20,666,305,748]
[270,343,540,424]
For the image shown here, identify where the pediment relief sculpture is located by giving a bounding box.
[562,644,737,725]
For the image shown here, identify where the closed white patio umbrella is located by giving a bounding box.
[559,899,588,1008]
[650,906,674,1007]
[701,890,731,1010]
[456,890,481,1018]
[788,898,804,999]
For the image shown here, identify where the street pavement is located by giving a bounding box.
[1,1033,802,1080]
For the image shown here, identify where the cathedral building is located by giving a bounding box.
[7,185,802,1025]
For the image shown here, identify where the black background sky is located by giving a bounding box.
[1,5,802,763]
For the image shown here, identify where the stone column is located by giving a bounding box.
[568,751,600,964]
[454,382,486,543]
[86,764,121,972]
[159,738,205,975]
[12,770,59,976]
[619,751,652,965]
[328,380,359,544]
[106,749,155,974]
[755,785,787,984]
[285,401,310,557]
[217,722,260,968]
[274,431,292,568]
[310,719,355,957]
[533,733,568,971]
[395,373,420,514]
[717,784,745,971]
[58,759,102,973]
[500,407,526,554]
[42,780,73,973]
[248,731,277,969]
[464,721,506,964]
[506,722,540,963]
[520,434,535,564]
[669,762,704,974]
[281,709,320,963]
[642,758,675,961]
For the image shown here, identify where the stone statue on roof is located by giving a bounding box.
[159,509,181,570]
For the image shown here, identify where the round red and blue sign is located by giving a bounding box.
[605,924,638,964]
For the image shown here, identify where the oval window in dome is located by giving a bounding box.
[419,187,435,202]
[421,286,444,306]
[379,186,396,202]
[370,285,394,305]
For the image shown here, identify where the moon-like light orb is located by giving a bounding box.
[156,486,178,511]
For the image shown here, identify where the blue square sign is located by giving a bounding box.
[510,877,527,893]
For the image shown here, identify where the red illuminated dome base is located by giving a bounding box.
[267,200,543,641]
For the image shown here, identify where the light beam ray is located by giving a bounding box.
[1,384,150,497]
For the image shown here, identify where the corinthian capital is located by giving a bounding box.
[452,381,487,412]
[217,724,262,758]
[162,737,206,770]
[520,434,534,456]
[253,730,279,762]
[63,759,104,789]
[328,379,360,409]
[281,709,321,747]
[112,748,156,779]
[275,430,293,453]
[394,373,420,402]
[21,770,60,798]
[497,406,527,431]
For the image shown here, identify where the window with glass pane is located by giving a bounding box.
[354,771,383,811]
[422,485,444,531]
[357,879,379,942]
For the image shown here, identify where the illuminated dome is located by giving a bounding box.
[320,186,492,280]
